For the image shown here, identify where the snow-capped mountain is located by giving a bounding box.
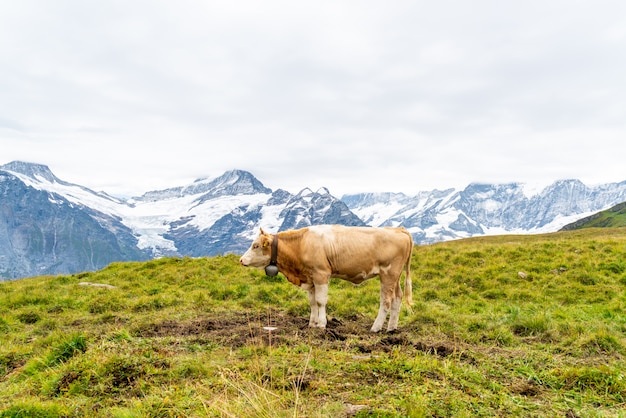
[343,180,626,243]
[0,162,147,279]
[2,160,626,280]
[0,162,362,279]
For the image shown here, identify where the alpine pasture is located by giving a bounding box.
[1,228,625,417]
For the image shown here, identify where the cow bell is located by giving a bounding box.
[265,264,279,277]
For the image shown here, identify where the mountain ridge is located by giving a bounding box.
[560,201,626,230]
[2,160,626,280]
[343,180,626,243]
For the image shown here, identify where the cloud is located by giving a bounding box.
[1,1,625,197]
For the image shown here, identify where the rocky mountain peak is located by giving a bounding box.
[2,160,626,280]
[0,161,61,184]
[206,169,272,196]
[138,169,272,202]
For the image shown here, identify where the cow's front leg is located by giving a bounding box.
[314,284,329,328]
[302,283,318,327]
[303,283,329,328]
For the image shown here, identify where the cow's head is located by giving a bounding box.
[239,228,273,268]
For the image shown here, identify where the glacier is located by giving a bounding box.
[2,160,626,279]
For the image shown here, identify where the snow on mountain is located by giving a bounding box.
[138,169,271,202]
[0,164,146,279]
[3,160,626,280]
[1,164,280,255]
[1,161,126,210]
[0,162,361,260]
[1,162,172,254]
[1,161,62,184]
[343,180,626,244]
[342,192,413,227]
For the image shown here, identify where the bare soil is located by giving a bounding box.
[132,309,467,360]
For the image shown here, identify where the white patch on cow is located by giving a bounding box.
[387,297,402,331]
[239,238,270,267]
[371,288,386,331]
[315,284,329,328]
[371,301,388,332]
[305,283,329,328]
[309,225,335,239]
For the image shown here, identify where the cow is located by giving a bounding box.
[239,225,413,332]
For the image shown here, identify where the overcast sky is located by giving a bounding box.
[2,1,625,197]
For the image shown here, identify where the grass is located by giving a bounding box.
[562,202,626,230]
[1,228,626,417]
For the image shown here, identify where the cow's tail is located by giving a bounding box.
[402,229,413,311]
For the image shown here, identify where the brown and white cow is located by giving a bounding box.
[239,225,413,332]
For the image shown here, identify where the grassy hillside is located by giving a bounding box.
[1,228,626,417]
[561,202,626,230]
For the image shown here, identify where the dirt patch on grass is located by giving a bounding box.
[134,310,309,348]
[0,353,28,380]
[132,309,470,360]
[509,379,542,397]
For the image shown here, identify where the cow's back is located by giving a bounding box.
[305,225,412,281]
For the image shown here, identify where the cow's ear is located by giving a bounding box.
[263,241,269,248]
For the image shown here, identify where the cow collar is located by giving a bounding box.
[264,235,279,277]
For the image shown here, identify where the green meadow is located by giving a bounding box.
[1,228,625,417]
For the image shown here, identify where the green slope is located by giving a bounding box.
[1,229,626,417]
[561,201,626,230]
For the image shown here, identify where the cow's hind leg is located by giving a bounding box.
[387,280,403,332]
[371,285,393,332]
